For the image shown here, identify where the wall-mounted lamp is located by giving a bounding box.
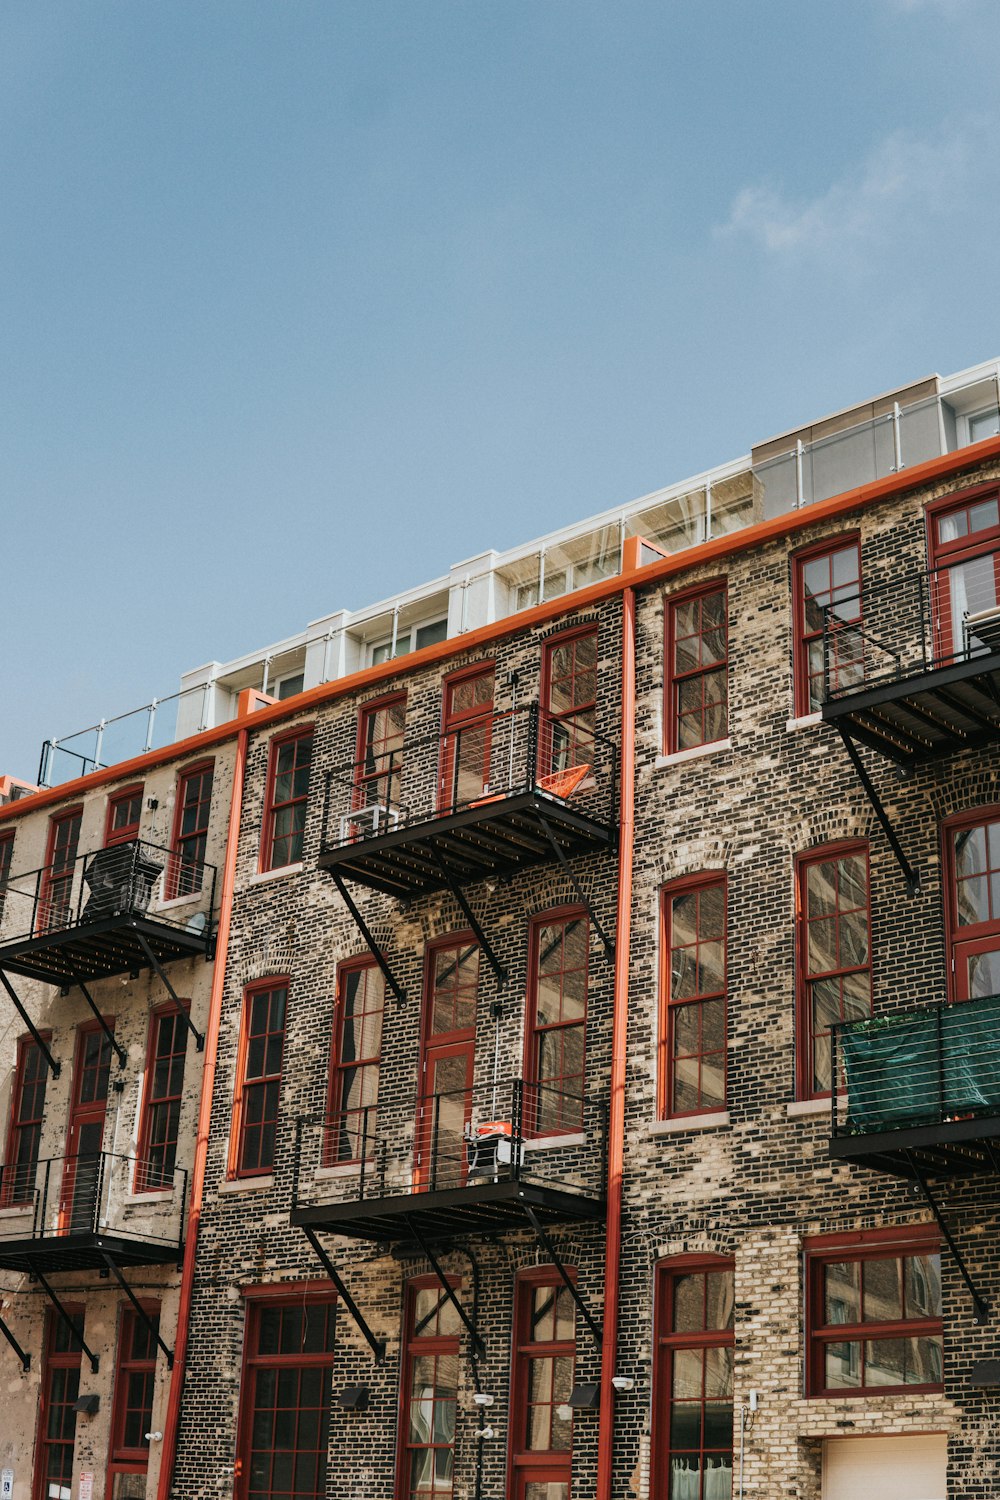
[568,1383,601,1410]
[970,1359,1000,1387]
[74,1394,100,1415]
[145,1431,163,1443]
[473,1392,494,1407]
[146,798,159,812]
[476,1426,496,1440]
[611,1375,634,1392]
[337,1386,370,1410]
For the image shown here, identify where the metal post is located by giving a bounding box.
[526,703,540,790]
[795,439,805,508]
[300,1227,386,1363]
[360,1107,370,1199]
[390,604,399,660]
[430,1093,441,1191]
[261,655,273,696]
[199,679,212,732]
[892,401,903,472]
[705,480,713,542]
[144,699,158,753]
[93,720,106,770]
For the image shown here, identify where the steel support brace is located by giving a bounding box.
[133,932,205,1052]
[405,1218,486,1357]
[429,849,507,987]
[836,727,921,896]
[522,1203,603,1350]
[330,872,407,1005]
[0,1310,30,1370]
[0,969,60,1077]
[906,1154,988,1325]
[535,811,615,960]
[32,1267,100,1371]
[101,1254,174,1368]
[64,961,128,1068]
[300,1227,386,1364]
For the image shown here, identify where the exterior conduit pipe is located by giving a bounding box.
[156,720,250,1500]
[597,585,636,1500]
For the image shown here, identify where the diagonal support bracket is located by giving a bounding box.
[32,1266,100,1371]
[63,960,128,1068]
[0,969,60,1077]
[0,1309,30,1371]
[300,1227,386,1364]
[133,932,205,1051]
[405,1217,485,1357]
[906,1152,988,1325]
[429,848,507,987]
[836,727,920,896]
[101,1254,174,1368]
[535,810,615,960]
[522,1203,603,1350]
[330,872,407,1005]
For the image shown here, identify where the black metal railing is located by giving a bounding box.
[320,702,618,853]
[291,1078,607,1212]
[0,838,217,947]
[0,1149,189,1248]
[831,993,1000,1138]
[820,551,1000,703]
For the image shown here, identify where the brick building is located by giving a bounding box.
[4,360,1000,1500]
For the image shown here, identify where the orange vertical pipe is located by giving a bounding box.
[157,723,250,1500]
[597,586,636,1500]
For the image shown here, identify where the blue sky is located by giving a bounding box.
[3,0,999,779]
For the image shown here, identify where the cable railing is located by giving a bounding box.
[291,1078,607,1212]
[320,701,618,853]
[0,837,217,948]
[831,993,1000,1138]
[37,679,219,789]
[0,1149,189,1249]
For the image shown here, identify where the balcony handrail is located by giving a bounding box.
[0,1149,189,1248]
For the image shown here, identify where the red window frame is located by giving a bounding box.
[397,1274,462,1500]
[104,785,143,847]
[439,663,494,812]
[942,803,1000,1002]
[235,1286,338,1500]
[796,841,872,1100]
[1,1033,50,1206]
[39,806,82,932]
[231,980,288,1178]
[261,728,313,872]
[541,625,598,777]
[652,1255,734,1500]
[107,1302,160,1488]
[805,1225,942,1397]
[34,1304,84,1500]
[354,693,406,819]
[135,1004,188,1192]
[659,874,727,1119]
[168,760,214,898]
[926,484,1000,664]
[792,534,862,716]
[664,582,728,754]
[509,1267,576,1497]
[525,909,588,1135]
[0,828,13,919]
[326,957,385,1165]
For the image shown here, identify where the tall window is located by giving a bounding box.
[511,1271,576,1500]
[40,808,82,931]
[660,876,727,1118]
[108,1304,159,1496]
[36,1306,84,1500]
[170,761,214,897]
[355,695,406,820]
[233,982,287,1177]
[262,730,312,871]
[793,537,862,715]
[542,627,598,776]
[527,912,588,1134]
[947,809,1000,1000]
[654,1258,734,1500]
[2,1036,49,1206]
[327,959,385,1164]
[806,1229,942,1396]
[236,1294,337,1500]
[399,1278,461,1500]
[105,786,143,847]
[797,844,871,1098]
[665,585,728,753]
[928,489,1000,664]
[135,1007,188,1191]
[0,828,14,920]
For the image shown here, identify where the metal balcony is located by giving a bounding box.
[290,1079,607,1243]
[0,1150,188,1274]
[317,704,618,900]
[0,838,217,986]
[829,994,1000,1180]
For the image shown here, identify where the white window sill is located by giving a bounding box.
[313,1162,373,1181]
[648,1111,730,1135]
[244,862,304,888]
[786,1097,839,1118]
[0,1203,33,1221]
[785,713,821,732]
[655,739,731,769]
[523,1132,586,1153]
[156,891,204,912]
[218,1173,274,1194]
[122,1188,174,1205]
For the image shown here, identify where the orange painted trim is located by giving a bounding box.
[596,586,635,1500]
[6,435,1000,827]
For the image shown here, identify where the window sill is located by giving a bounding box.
[786,1097,839,1118]
[244,863,304,888]
[523,1132,586,1153]
[648,1110,730,1135]
[0,1203,33,1221]
[785,712,822,732]
[655,739,731,769]
[156,891,204,912]
[313,1162,373,1180]
[217,1174,274,1195]
[122,1188,174,1205]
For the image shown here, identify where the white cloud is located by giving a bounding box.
[717,123,978,261]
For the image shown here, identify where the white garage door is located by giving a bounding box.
[823,1434,947,1500]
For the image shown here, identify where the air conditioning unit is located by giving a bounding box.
[340,804,399,842]
[964,605,1000,657]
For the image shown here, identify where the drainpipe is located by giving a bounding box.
[596,586,636,1500]
[157,720,250,1500]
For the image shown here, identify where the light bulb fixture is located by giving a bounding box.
[473,1392,494,1406]
[611,1375,634,1392]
